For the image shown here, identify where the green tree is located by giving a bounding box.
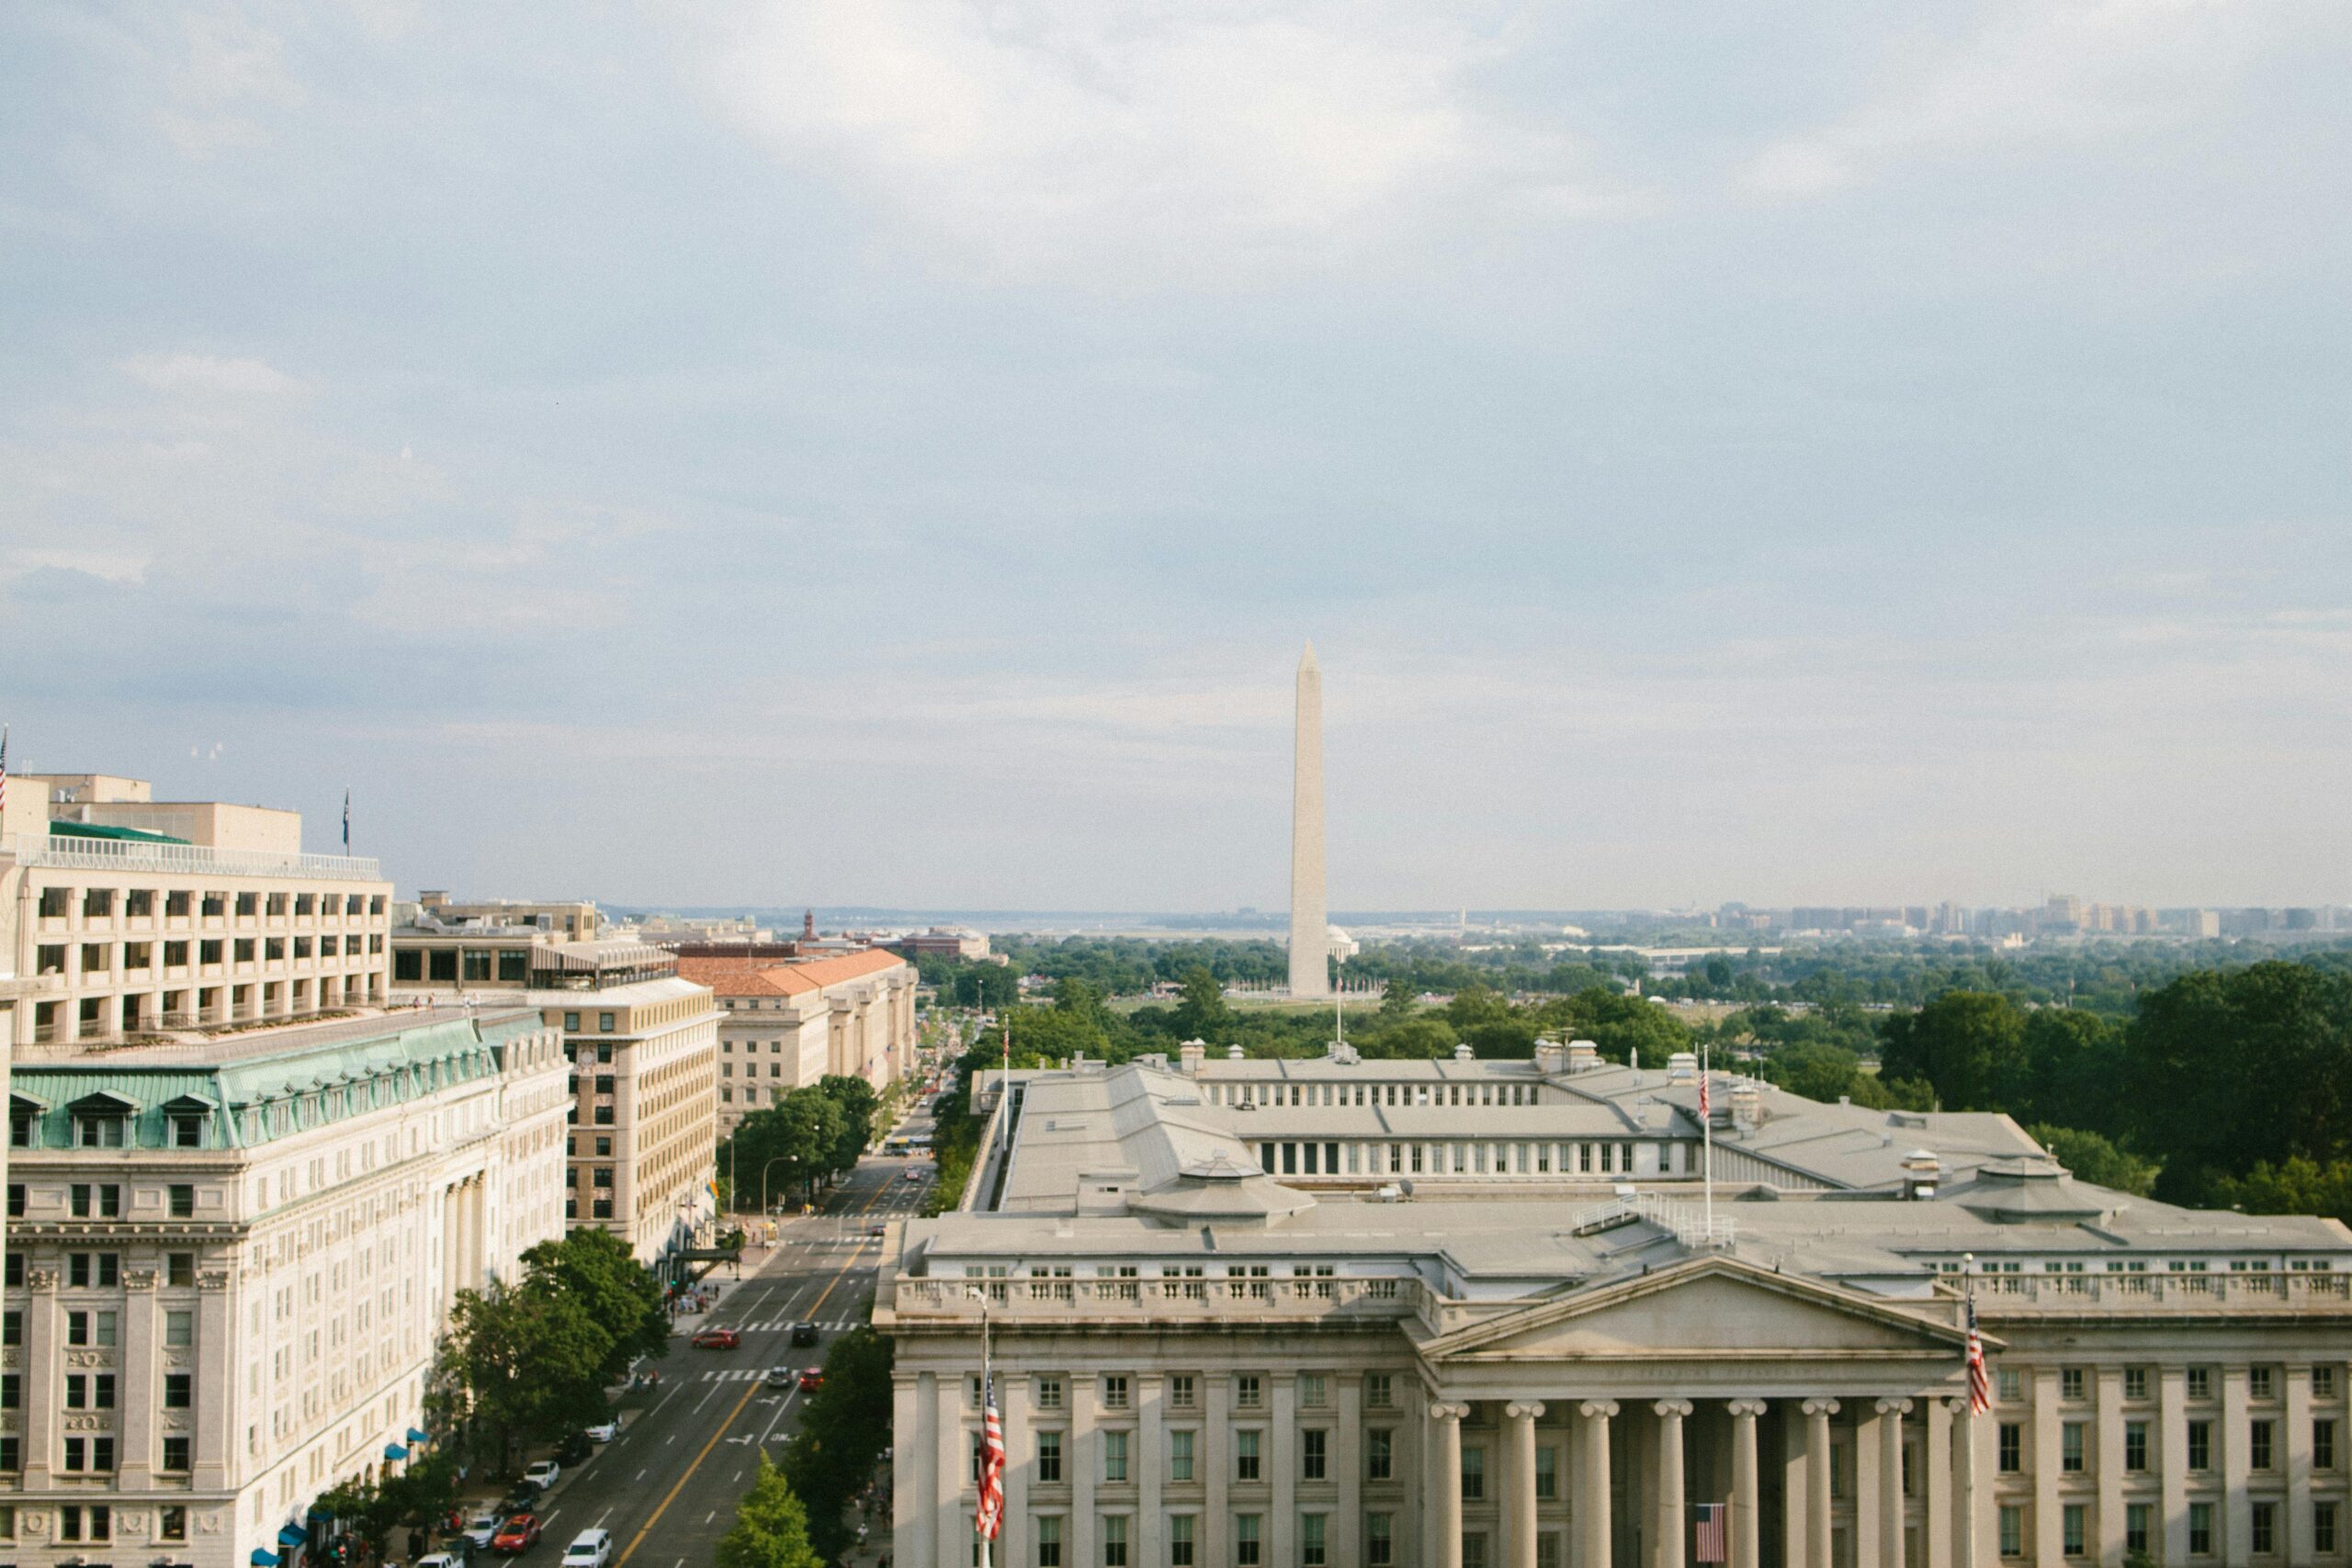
[779,1325,896,1562]
[2018,1009,2128,1134]
[2027,1125,2159,1197]
[516,1229,667,1386]
[2128,962,2352,1202]
[1445,983,1512,1034]
[439,1281,612,1472]
[714,1456,824,1568]
[1878,991,2029,1110]
[1172,965,1232,1042]
[1357,1016,1459,1059]
[1378,977,1419,1020]
[1532,987,1693,1065]
[2210,1157,2352,1227]
[817,1075,881,1172]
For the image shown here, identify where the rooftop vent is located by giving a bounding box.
[1227,1043,1245,1060]
[1666,1051,1699,1082]
[1453,1042,1475,1061]
[1179,1041,1206,1076]
[1566,1040,1602,1074]
[1533,1039,1567,1074]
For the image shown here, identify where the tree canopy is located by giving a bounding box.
[715,1457,824,1568]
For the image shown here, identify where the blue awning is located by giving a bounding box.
[406,1427,430,1444]
[253,1551,282,1566]
[278,1525,308,1545]
[306,1506,334,1523]
[383,1443,408,1461]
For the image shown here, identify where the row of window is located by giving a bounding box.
[1254,1139,1668,1178]
[1993,1364,2341,1404]
[39,933,380,973]
[1997,1498,2340,1559]
[392,948,532,984]
[1211,1079,1542,1109]
[1022,1510,1429,1568]
[0,1308,196,1348]
[38,887,384,920]
[0,1504,182,1544]
[0,1434,196,1473]
[1017,1424,1420,1489]
[1017,1372,1400,1415]
[1996,1417,2337,1474]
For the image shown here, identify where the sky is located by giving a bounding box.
[3,2,2348,914]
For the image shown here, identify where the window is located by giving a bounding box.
[2188,1367,2213,1400]
[169,1182,196,1216]
[1302,1428,1327,1481]
[1102,1430,1128,1483]
[1234,1514,1261,1567]
[2125,1504,2151,1556]
[1101,1512,1127,1567]
[1037,1376,1064,1412]
[0,1438,17,1472]
[2190,1503,2214,1555]
[163,1436,191,1472]
[2,1312,18,1348]
[1236,1430,1261,1482]
[1998,1506,2023,1560]
[1364,1372,1393,1408]
[2318,1366,2339,1398]
[1169,1429,1194,1482]
[1367,1513,1394,1567]
[2252,1418,2274,1471]
[2124,1421,2148,1472]
[2318,1417,2338,1471]
[1235,1375,1261,1409]
[1464,1532,1489,1568]
[1997,1424,2022,1473]
[2251,1365,2276,1400]
[1102,1375,1129,1410]
[2061,1367,2086,1400]
[4,1185,18,1218]
[1168,1514,1195,1567]
[59,1506,112,1542]
[1535,1444,1556,1500]
[1300,1512,1327,1568]
[1996,1369,2021,1403]
[2318,1502,2340,1556]
[160,1506,187,1540]
[172,1112,204,1147]
[2062,1505,2086,1559]
[2061,1423,2085,1472]
[2188,1420,2212,1472]
[1168,1374,1194,1409]
[164,1310,193,1347]
[1462,1445,1486,1501]
[1367,1428,1393,1483]
[2250,1501,2277,1555]
[1035,1513,1062,1568]
[78,1110,128,1146]
[1037,1431,1063,1484]
[599,1011,616,1032]
[0,1374,17,1408]
[1298,1374,1326,1408]
[164,1372,193,1408]
[70,1182,120,1216]
[563,1011,581,1032]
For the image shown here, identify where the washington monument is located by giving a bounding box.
[1288,642,1330,998]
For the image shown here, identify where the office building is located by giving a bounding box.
[883,1043,2352,1568]
[2,1006,568,1568]
[413,891,600,942]
[389,911,718,1267]
[675,951,918,1137]
[3,774,393,1048]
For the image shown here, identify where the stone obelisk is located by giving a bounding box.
[1288,642,1331,998]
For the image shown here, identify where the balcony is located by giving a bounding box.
[883,1274,1419,1325]
[6,833,382,883]
[1967,1271,2352,1314]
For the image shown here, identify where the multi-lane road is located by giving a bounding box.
[502,1138,932,1568]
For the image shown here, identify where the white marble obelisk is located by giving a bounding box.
[1288,642,1331,998]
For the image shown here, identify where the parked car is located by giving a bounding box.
[492,1516,542,1554]
[462,1516,503,1551]
[554,1430,592,1466]
[498,1484,539,1517]
[584,1419,618,1444]
[689,1327,741,1349]
[797,1368,824,1393]
[764,1366,795,1390]
[524,1459,562,1489]
[560,1530,613,1568]
[788,1321,820,1347]
[419,1551,466,1568]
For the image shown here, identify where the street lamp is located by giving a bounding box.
[760,1155,797,1219]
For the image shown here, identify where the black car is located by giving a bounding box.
[555,1431,593,1466]
[498,1483,539,1517]
[788,1322,820,1348]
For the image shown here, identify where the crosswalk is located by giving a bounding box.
[726,1316,861,1335]
[703,1368,801,1383]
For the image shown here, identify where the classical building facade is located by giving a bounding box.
[390,916,718,1267]
[881,1046,2352,1568]
[675,951,917,1135]
[1,1007,569,1568]
[2,774,393,1047]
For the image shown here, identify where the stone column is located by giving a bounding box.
[1270,1373,1296,1565]
[2031,1369,2062,1566]
[894,1373,933,1568]
[936,1372,968,1564]
[1580,1401,1620,1568]
[1507,1401,1546,1568]
[1876,1400,1910,1568]
[2158,1368,2188,1568]
[1335,1374,1363,1568]
[1802,1399,1839,1568]
[1727,1401,1767,1568]
[1948,1399,1978,1568]
[1655,1400,1692,1568]
[1923,1397,1951,1568]
[1137,1371,1164,1568]
[2287,1364,2316,1564]
[1202,1373,1231,1568]
[2222,1366,2252,1564]
[1070,1374,1098,1568]
[1430,1402,1472,1568]
[2094,1370,2124,1568]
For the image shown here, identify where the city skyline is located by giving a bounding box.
[3,5,2348,910]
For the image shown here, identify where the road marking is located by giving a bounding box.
[614,1171,894,1568]
[702,1512,715,1526]
[634,1468,646,1482]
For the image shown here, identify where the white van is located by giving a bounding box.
[561,1529,614,1568]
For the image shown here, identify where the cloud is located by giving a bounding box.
[685,0,1594,288]
[120,352,309,395]
[153,6,306,159]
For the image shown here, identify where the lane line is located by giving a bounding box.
[614,1171,893,1568]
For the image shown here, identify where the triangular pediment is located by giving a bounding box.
[1428,1255,1975,1363]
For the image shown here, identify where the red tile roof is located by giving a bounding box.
[676,948,905,998]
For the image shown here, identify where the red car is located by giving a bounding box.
[492,1516,542,1553]
[797,1368,824,1393]
[690,1328,740,1349]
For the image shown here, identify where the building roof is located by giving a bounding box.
[676,949,906,997]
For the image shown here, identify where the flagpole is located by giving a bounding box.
[1963,1252,1979,1568]
[979,1298,993,1568]
[1702,1042,1713,1237]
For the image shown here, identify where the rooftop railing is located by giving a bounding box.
[1570,1190,1737,1250]
[9,833,383,883]
[888,1275,1419,1323]
[1969,1271,2350,1312]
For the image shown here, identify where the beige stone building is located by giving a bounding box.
[883,1043,2352,1568]
[2,774,393,1047]
[674,951,916,1136]
[1,1006,569,1568]
[390,915,718,1269]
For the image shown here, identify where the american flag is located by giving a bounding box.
[1695,1502,1728,1563]
[1698,1066,1710,1122]
[975,1372,1005,1541]
[0,724,9,816]
[1965,1299,1993,1415]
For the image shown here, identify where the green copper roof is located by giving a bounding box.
[49,818,193,844]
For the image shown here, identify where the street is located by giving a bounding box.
[492,1141,932,1568]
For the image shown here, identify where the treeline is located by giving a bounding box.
[717,1075,880,1213]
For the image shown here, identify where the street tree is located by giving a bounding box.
[714,1457,823,1568]
[518,1228,668,1386]
[438,1280,612,1473]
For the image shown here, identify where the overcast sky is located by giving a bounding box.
[4,3,2348,913]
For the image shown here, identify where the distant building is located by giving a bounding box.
[416,888,600,941]
[630,913,772,946]
[390,911,718,1267]
[675,952,919,1136]
[896,927,992,962]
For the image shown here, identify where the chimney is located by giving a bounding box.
[1666,1051,1699,1082]
[1227,1043,1245,1060]
[1729,1080,1762,1134]
[1566,1040,1601,1075]
[1533,1039,1567,1075]
[1179,1041,1206,1076]
[1901,1148,1942,1201]
[1453,1042,1475,1061]
[419,890,450,909]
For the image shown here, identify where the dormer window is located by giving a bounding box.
[8,1096,43,1150]
[69,1091,140,1149]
